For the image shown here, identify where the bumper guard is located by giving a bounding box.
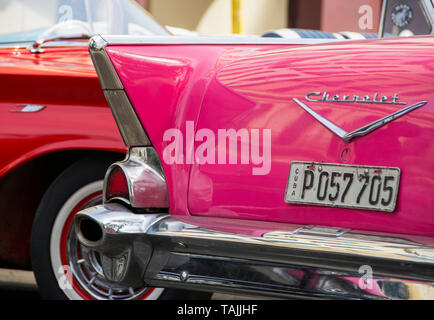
[74,203,434,299]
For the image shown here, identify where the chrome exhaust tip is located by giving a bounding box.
[73,203,167,286]
[75,215,104,248]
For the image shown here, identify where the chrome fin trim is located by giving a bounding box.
[103,91,150,146]
[89,35,123,90]
[89,35,150,147]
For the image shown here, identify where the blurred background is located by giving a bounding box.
[134,0,382,35]
[2,0,429,40]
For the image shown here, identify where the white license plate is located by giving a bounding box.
[285,162,400,212]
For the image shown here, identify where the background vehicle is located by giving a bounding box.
[0,0,210,300]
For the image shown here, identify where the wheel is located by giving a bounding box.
[31,155,212,300]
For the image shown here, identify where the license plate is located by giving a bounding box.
[285,162,400,212]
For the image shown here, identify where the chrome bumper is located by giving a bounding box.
[75,203,434,299]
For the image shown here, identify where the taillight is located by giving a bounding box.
[104,166,130,204]
[103,147,170,210]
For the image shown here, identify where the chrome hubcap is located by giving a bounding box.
[65,197,151,300]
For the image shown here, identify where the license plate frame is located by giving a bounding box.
[284,161,401,213]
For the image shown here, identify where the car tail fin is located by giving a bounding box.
[89,35,151,147]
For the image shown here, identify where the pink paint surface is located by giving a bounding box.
[107,44,294,216]
[107,36,434,237]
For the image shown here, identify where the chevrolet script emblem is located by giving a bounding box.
[294,93,426,142]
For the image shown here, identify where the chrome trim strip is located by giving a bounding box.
[9,105,46,113]
[103,91,150,146]
[28,34,90,53]
[151,253,434,300]
[293,98,427,142]
[344,101,427,141]
[148,216,434,270]
[0,33,336,50]
[88,35,150,147]
[0,41,89,49]
[88,36,123,90]
[103,147,169,208]
[75,204,434,299]
[101,35,341,46]
[293,98,347,138]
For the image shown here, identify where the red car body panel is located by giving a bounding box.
[0,45,125,266]
[106,36,434,237]
[0,45,125,178]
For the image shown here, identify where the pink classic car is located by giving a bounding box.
[72,3,434,300]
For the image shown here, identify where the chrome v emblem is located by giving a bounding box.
[293,98,426,142]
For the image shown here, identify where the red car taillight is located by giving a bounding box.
[104,166,130,204]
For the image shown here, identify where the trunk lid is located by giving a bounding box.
[188,37,434,236]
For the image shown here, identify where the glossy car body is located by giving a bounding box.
[0,43,125,267]
[0,2,176,301]
[74,34,434,300]
[106,37,434,236]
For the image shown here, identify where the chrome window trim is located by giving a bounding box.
[101,35,342,46]
[89,35,150,147]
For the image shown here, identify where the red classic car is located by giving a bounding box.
[0,0,212,300]
[74,2,434,299]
